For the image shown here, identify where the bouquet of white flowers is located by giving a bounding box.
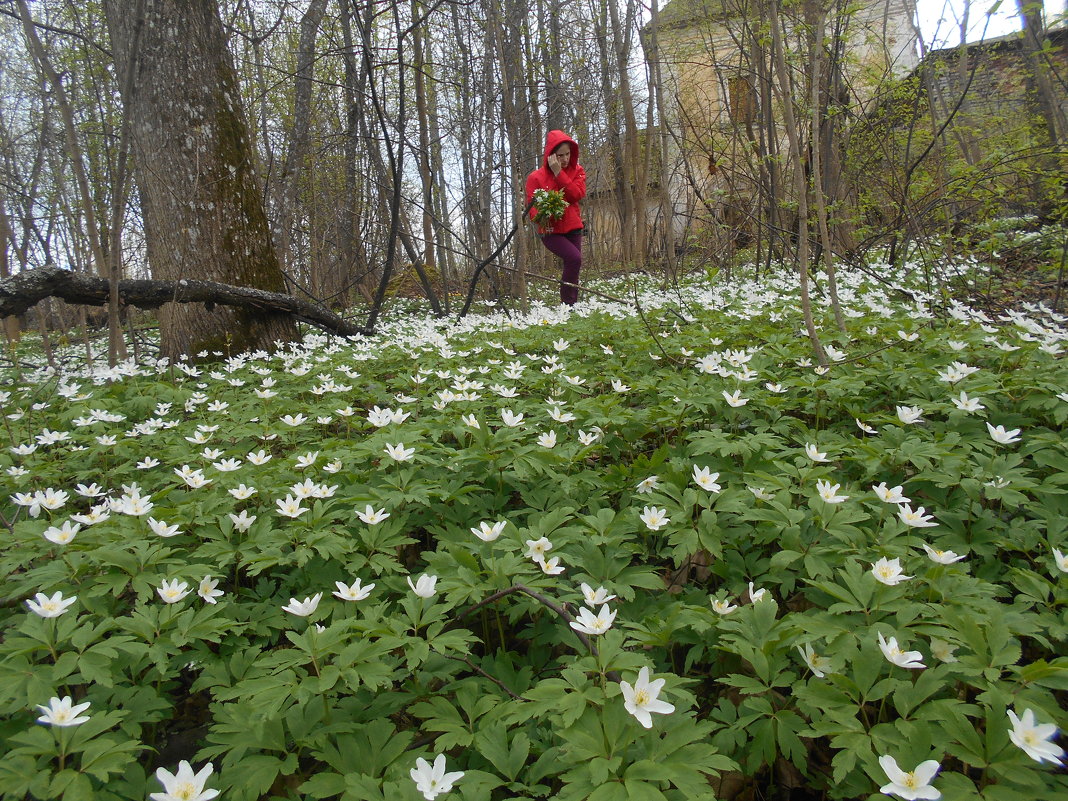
[531,188,568,229]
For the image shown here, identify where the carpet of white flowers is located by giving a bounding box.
[1,267,1066,801]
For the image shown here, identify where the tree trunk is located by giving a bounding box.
[489,0,529,308]
[16,0,113,358]
[0,264,368,338]
[1016,0,1067,149]
[808,6,845,333]
[411,0,438,292]
[273,0,328,275]
[643,0,676,274]
[104,0,297,359]
[0,199,19,344]
[769,0,826,365]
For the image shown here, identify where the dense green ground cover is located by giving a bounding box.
[1,268,1066,801]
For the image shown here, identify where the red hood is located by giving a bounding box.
[543,130,579,169]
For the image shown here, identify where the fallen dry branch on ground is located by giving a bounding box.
[0,264,369,338]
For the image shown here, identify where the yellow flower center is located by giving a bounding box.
[634,689,650,706]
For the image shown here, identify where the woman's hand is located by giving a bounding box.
[547,153,561,175]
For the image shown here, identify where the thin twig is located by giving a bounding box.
[434,651,522,700]
[630,277,685,367]
[494,264,633,307]
[457,583,597,657]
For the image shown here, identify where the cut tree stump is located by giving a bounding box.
[0,265,369,339]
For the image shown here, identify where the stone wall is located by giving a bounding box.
[641,0,920,255]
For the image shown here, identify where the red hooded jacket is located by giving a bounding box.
[525,130,586,234]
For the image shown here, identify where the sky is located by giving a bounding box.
[914,0,1068,48]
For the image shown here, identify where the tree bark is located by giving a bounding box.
[103,0,297,359]
[1016,0,1067,149]
[0,198,18,344]
[808,6,845,333]
[16,0,113,353]
[768,0,826,365]
[273,0,328,274]
[0,264,368,338]
[643,0,676,274]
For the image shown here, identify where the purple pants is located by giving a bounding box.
[540,229,583,305]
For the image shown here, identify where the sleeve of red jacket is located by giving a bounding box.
[525,171,541,222]
[554,165,586,204]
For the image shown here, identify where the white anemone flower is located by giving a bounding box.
[797,643,832,678]
[524,537,553,559]
[281,593,322,617]
[150,760,219,801]
[895,405,924,424]
[569,604,616,635]
[898,505,937,528]
[384,442,416,462]
[722,389,749,407]
[333,579,375,601]
[36,696,92,728]
[639,506,670,530]
[157,579,192,604]
[986,422,1021,444]
[711,597,738,615]
[619,666,675,728]
[471,521,506,542]
[873,482,910,505]
[1007,708,1065,765]
[692,465,722,492]
[872,557,912,586]
[197,576,224,604]
[815,479,849,503]
[536,555,565,575]
[500,409,524,427]
[356,505,390,525]
[410,754,464,801]
[407,574,438,598]
[921,543,966,564]
[877,755,941,800]
[26,591,77,618]
[877,631,925,669]
[580,583,617,605]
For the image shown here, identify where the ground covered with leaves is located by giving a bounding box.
[1,265,1066,801]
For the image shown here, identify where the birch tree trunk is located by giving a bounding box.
[103,0,296,359]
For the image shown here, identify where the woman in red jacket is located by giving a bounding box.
[526,130,587,305]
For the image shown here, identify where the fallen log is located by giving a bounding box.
[0,265,370,338]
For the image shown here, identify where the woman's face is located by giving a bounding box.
[553,143,572,169]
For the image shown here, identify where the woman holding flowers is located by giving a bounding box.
[526,130,587,305]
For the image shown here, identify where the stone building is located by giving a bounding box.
[855,24,1068,229]
[583,0,920,262]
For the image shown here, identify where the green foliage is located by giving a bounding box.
[1,267,1067,800]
